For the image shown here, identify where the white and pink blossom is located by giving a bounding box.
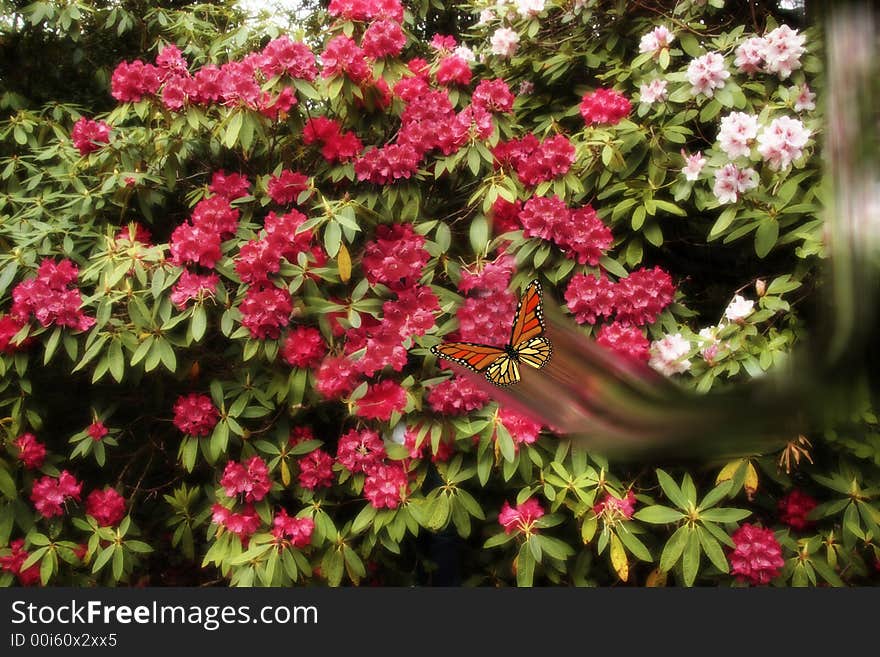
[735,36,766,74]
[639,79,668,104]
[793,84,816,112]
[686,52,729,97]
[713,163,757,204]
[490,27,520,58]
[649,333,692,376]
[757,116,811,170]
[717,112,759,159]
[639,25,675,56]
[515,0,545,18]
[763,25,805,79]
[681,150,707,181]
[724,294,755,322]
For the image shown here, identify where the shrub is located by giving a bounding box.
[1,0,878,588]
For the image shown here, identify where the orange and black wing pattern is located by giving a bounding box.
[431,342,507,373]
[509,280,546,348]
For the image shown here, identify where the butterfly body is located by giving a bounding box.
[431,280,552,387]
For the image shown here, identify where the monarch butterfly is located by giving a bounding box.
[431,279,552,387]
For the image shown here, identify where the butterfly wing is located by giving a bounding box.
[509,280,546,348]
[485,355,520,386]
[514,336,552,370]
[431,342,507,373]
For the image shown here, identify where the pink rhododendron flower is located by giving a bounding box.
[87,421,109,442]
[31,471,82,518]
[212,503,261,541]
[14,433,46,469]
[111,60,161,102]
[686,52,729,97]
[364,462,408,509]
[579,88,631,125]
[564,272,616,325]
[498,498,544,534]
[173,393,219,437]
[355,380,407,421]
[235,238,283,285]
[170,271,219,310]
[271,509,314,547]
[303,116,363,163]
[362,223,429,289]
[85,488,127,527]
[735,36,767,74]
[336,428,386,475]
[297,449,335,490]
[427,377,491,415]
[221,456,271,502]
[71,118,111,155]
[497,407,542,447]
[258,36,317,80]
[729,523,785,585]
[0,314,31,354]
[361,19,406,58]
[321,35,372,84]
[316,355,362,399]
[0,540,42,586]
[596,322,650,362]
[267,170,310,205]
[614,267,676,326]
[239,285,292,339]
[793,84,816,112]
[472,78,515,113]
[724,294,755,322]
[594,490,637,519]
[713,163,757,204]
[435,55,472,86]
[281,326,327,369]
[11,259,94,332]
[778,489,817,531]
[208,170,251,199]
[169,223,222,269]
[515,0,545,18]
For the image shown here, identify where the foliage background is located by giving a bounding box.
[1,0,878,587]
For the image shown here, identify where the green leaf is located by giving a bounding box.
[659,525,689,572]
[698,480,732,510]
[0,466,16,499]
[191,305,207,342]
[656,469,688,510]
[323,221,342,258]
[699,508,751,523]
[634,505,685,524]
[224,110,243,149]
[616,527,653,562]
[516,543,535,587]
[682,529,701,586]
[484,532,515,549]
[754,219,779,258]
[469,216,489,254]
[696,526,728,573]
[680,33,703,58]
